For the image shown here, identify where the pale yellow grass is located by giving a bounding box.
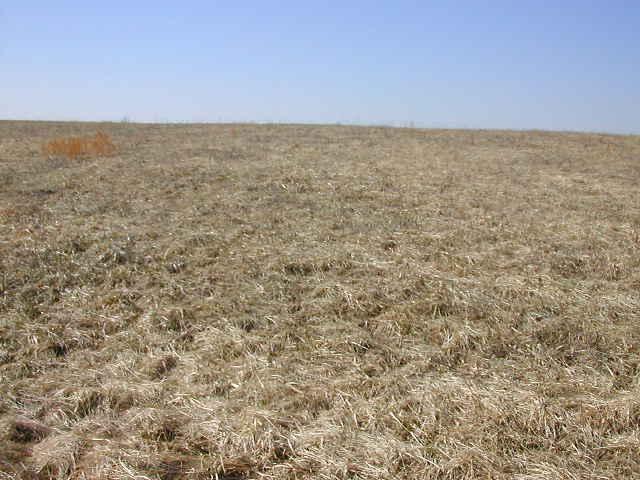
[1,121,639,479]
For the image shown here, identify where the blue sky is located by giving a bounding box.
[1,1,639,133]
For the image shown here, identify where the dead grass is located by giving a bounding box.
[1,121,640,478]
[41,131,115,160]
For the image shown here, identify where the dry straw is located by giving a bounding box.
[2,122,640,479]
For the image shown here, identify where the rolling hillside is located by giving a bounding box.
[1,121,640,479]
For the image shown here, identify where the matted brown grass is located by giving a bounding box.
[1,121,640,479]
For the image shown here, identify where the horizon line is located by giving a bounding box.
[0,118,637,137]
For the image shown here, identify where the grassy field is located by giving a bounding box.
[1,121,640,479]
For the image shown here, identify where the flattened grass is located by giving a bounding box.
[1,121,640,478]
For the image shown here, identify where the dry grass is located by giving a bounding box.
[41,131,115,160]
[1,120,640,479]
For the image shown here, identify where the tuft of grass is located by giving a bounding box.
[10,416,52,442]
[41,131,116,160]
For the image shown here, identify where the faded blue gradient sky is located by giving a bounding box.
[1,1,639,133]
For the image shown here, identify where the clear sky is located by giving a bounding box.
[1,1,639,133]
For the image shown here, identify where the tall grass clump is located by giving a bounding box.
[42,131,116,160]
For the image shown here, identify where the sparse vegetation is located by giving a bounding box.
[1,121,640,479]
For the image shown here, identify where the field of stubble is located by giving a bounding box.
[1,121,640,479]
